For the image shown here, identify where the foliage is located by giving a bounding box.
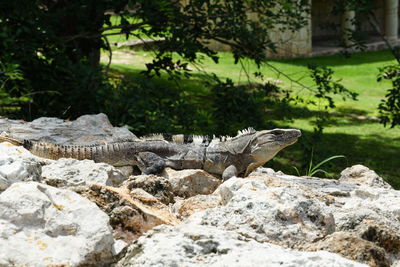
[377,64,400,127]
[209,76,282,135]
[306,64,358,134]
[308,64,358,109]
[0,0,361,134]
[96,73,197,135]
[96,71,287,136]
[293,148,346,177]
[0,0,312,120]
[0,61,30,116]
[0,0,108,118]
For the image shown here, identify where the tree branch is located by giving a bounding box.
[63,22,149,43]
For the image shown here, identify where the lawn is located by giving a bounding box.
[101,49,400,188]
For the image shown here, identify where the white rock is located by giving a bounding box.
[339,164,392,189]
[0,175,8,190]
[117,224,366,267]
[0,182,114,266]
[327,185,400,235]
[188,177,335,248]
[41,158,126,188]
[253,167,285,176]
[0,143,43,190]
[0,140,51,163]
[172,194,221,218]
[113,239,128,255]
[209,171,400,266]
[162,167,221,198]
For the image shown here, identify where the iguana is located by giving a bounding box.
[0,128,301,179]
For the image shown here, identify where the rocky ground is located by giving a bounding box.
[0,114,399,267]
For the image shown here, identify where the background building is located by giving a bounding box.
[208,0,399,58]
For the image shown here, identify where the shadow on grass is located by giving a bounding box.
[335,107,369,116]
[109,65,215,92]
[268,129,400,189]
[272,105,380,127]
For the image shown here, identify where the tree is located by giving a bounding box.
[0,0,360,137]
[0,0,311,118]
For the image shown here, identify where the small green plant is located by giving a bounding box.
[293,149,346,177]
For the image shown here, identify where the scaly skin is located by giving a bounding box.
[0,128,301,179]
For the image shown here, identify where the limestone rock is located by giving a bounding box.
[305,231,390,267]
[41,158,126,188]
[113,239,129,256]
[339,164,392,189]
[0,143,44,191]
[122,174,174,204]
[358,223,400,254]
[0,182,114,266]
[0,156,42,191]
[78,183,180,243]
[188,176,336,248]
[162,167,221,198]
[0,137,52,164]
[116,165,137,177]
[116,224,367,267]
[172,194,221,218]
[252,167,286,176]
[183,171,400,265]
[0,113,136,144]
[326,185,400,249]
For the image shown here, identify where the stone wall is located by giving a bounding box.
[312,0,339,40]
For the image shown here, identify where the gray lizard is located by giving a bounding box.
[0,128,301,179]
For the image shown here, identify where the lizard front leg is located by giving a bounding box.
[136,152,166,175]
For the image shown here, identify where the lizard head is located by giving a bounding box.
[248,128,301,169]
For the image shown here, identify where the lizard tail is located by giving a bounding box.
[0,136,24,146]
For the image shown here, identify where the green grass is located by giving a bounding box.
[101,49,400,188]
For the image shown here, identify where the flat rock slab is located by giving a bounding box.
[0,182,114,266]
[0,113,136,144]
